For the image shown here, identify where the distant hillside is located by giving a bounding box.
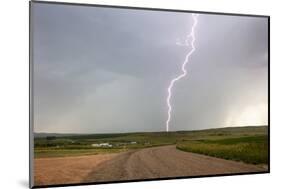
[34,125,268,139]
[33,133,84,138]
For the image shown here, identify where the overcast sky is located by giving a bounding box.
[32,3,268,133]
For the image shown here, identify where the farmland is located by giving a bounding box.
[34,125,268,165]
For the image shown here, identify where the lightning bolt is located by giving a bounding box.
[166,13,199,132]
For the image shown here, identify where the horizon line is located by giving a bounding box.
[34,124,268,135]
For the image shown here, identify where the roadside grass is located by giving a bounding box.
[176,135,268,164]
[34,148,127,158]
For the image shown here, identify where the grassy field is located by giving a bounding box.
[34,148,127,158]
[34,126,268,164]
[176,135,268,164]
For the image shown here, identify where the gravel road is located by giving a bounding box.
[84,145,266,182]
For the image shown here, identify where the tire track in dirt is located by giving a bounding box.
[84,145,267,183]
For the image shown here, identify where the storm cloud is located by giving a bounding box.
[32,3,268,133]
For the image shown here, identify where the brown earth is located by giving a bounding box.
[35,145,267,186]
[34,153,117,186]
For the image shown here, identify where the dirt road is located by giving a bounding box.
[35,145,267,186]
[83,145,266,182]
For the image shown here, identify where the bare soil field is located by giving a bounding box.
[34,153,117,186]
[35,145,267,186]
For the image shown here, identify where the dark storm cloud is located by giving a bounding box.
[32,3,268,133]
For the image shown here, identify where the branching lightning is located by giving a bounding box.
[165,14,199,132]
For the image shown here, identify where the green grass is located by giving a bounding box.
[176,135,268,164]
[35,148,127,158]
[34,125,268,164]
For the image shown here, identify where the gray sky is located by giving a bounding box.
[32,3,268,133]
